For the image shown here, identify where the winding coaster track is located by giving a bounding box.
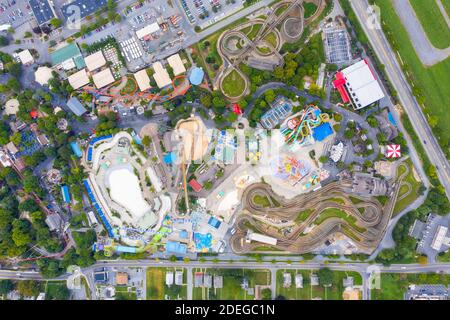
[230,176,403,254]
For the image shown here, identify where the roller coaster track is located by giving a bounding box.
[230,175,404,254]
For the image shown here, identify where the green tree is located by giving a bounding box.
[261,288,272,300]
[317,268,334,286]
[17,280,41,297]
[50,18,62,28]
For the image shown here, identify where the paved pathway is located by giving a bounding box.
[392,0,450,66]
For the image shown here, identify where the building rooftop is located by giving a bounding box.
[68,69,90,90]
[61,0,108,20]
[66,97,88,117]
[45,213,63,231]
[29,0,56,25]
[189,67,204,86]
[17,50,34,65]
[188,179,202,193]
[133,69,152,92]
[92,68,115,89]
[152,62,171,88]
[136,22,160,39]
[84,51,106,72]
[167,54,186,76]
[116,272,129,285]
[352,172,389,196]
[340,59,385,109]
[34,66,53,86]
[50,43,85,69]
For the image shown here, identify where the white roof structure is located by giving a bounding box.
[165,271,174,286]
[341,59,385,109]
[167,54,186,76]
[84,51,106,71]
[136,22,160,39]
[93,68,115,89]
[134,69,151,91]
[431,226,448,251]
[4,99,20,116]
[17,50,34,65]
[152,62,171,88]
[34,66,53,86]
[248,232,277,246]
[330,142,344,163]
[68,69,90,90]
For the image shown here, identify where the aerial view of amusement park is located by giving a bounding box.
[0,0,449,305]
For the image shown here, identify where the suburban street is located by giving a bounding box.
[349,0,450,199]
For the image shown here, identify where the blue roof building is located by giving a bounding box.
[116,246,137,253]
[61,0,108,20]
[29,0,56,25]
[61,185,71,203]
[312,122,333,142]
[208,217,221,229]
[66,97,87,117]
[189,67,204,85]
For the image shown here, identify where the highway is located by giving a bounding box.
[349,0,450,199]
[2,260,450,300]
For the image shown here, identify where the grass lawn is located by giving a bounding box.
[314,208,366,233]
[349,196,364,204]
[146,267,188,300]
[120,77,137,95]
[115,286,137,300]
[437,250,450,262]
[409,0,450,49]
[222,70,246,97]
[253,194,271,207]
[274,4,289,16]
[373,0,450,157]
[243,24,263,41]
[393,159,423,215]
[304,2,318,19]
[263,32,278,48]
[295,209,313,222]
[276,269,362,300]
[192,268,270,300]
[443,0,450,15]
[44,281,70,300]
[371,273,450,300]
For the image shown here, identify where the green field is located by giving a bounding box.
[373,0,450,158]
[393,160,423,215]
[44,281,70,300]
[437,250,450,262]
[263,32,278,48]
[253,194,271,207]
[303,2,318,19]
[146,267,188,300]
[409,0,450,49]
[222,70,246,97]
[443,0,450,15]
[192,268,271,300]
[314,208,366,233]
[371,273,450,300]
[243,24,263,41]
[276,269,362,300]
[295,209,313,222]
[115,286,137,300]
[120,77,137,95]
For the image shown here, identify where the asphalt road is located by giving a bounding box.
[2,260,450,300]
[350,0,450,199]
[391,0,450,66]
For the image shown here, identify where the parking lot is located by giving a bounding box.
[0,0,33,28]
[179,0,244,29]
